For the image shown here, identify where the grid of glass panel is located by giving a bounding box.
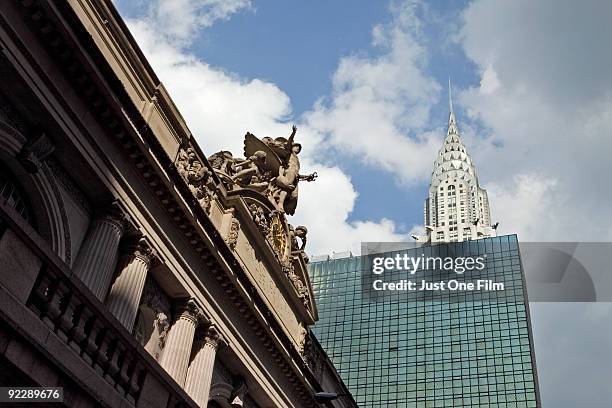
[310,235,540,408]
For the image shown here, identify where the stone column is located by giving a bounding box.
[184,325,224,405]
[73,210,125,300]
[160,300,203,386]
[105,238,155,330]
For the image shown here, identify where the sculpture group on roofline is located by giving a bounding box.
[208,125,317,216]
[175,125,314,251]
[175,126,315,309]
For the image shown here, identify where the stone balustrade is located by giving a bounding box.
[0,201,198,408]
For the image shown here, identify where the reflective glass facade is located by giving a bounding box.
[310,235,540,407]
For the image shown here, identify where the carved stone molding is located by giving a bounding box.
[282,260,310,309]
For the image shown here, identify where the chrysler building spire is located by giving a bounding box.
[448,77,459,135]
[415,79,497,244]
[449,77,454,117]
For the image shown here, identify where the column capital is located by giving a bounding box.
[121,236,156,266]
[96,203,128,235]
[202,324,224,350]
[176,299,207,326]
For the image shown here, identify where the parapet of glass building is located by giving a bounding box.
[310,235,540,407]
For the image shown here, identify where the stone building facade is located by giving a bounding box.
[0,1,355,407]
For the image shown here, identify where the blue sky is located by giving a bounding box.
[115,1,612,406]
[116,0,485,233]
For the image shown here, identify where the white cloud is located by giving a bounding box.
[128,20,291,155]
[303,0,443,185]
[486,174,560,240]
[138,0,253,45]
[479,64,500,95]
[123,2,411,255]
[458,0,612,241]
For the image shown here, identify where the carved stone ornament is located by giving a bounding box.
[154,312,170,359]
[139,278,172,358]
[141,278,172,315]
[289,224,307,252]
[299,328,321,376]
[224,216,240,250]
[248,203,269,236]
[176,146,216,212]
[282,260,310,309]
[230,376,248,407]
[17,126,56,174]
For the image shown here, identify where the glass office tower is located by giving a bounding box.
[309,235,540,407]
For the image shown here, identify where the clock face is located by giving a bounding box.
[269,213,287,258]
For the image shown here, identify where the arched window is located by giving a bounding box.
[0,164,35,228]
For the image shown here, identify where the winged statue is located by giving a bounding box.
[208,126,317,215]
